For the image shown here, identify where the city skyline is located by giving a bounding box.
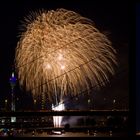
[0,0,130,137]
[0,1,129,111]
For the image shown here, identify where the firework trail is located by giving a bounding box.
[15,8,117,106]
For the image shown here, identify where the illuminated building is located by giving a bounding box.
[9,70,17,122]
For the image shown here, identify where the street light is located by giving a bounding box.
[4,99,8,111]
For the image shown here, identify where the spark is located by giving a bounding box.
[46,64,51,69]
[58,54,63,61]
[60,65,65,70]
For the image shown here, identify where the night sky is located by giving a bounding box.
[136,4,140,132]
[0,0,129,118]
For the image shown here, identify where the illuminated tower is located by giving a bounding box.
[9,70,17,122]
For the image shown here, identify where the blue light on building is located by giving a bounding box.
[9,71,17,122]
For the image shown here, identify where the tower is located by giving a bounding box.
[9,70,17,122]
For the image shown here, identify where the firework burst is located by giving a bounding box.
[15,8,117,105]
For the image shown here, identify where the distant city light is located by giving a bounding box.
[88,99,91,103]
[113,99,116,103]
[5,99,7,103]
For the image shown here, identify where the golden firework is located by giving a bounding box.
[15,8,117,104]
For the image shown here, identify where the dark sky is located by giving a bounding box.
[136,4,140,131]
[0,0,129,112]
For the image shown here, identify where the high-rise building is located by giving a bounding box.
[9,70,17,122]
